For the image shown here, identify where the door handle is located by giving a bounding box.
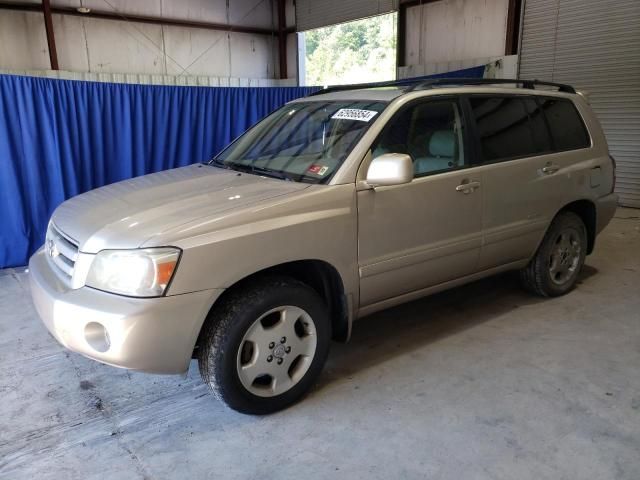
[455,180,481,194]
[541,163,560,174]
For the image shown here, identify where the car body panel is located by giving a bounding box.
[475,93,614,269]
[357,168,483,306]
[52,164,309,253]
[29,247,222,373]
[475,148,598,270]
[162,183,360,302]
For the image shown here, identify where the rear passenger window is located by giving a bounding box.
[470,95,590,163]
[538,98,590,151]
[470,97,536,162]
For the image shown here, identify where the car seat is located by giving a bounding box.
[414,130,458,175]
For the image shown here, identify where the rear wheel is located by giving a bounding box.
[520,211,587,297]
[197,276,330,414]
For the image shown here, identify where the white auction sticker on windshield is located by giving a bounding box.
[331,109,378,122]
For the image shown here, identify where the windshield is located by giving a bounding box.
[211,101,387,183]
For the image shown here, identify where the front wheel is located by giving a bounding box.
[197,276,331,414]
[520,211,587,297]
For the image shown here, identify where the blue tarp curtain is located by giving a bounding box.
[0,76,316,267]
[0,64,484,268]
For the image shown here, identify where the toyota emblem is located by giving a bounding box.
[47,238,59,258]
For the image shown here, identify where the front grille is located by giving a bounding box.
[45,223,79,283]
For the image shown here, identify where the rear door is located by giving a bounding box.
[466,95,592,270]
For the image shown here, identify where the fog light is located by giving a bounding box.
[84,322,111,353]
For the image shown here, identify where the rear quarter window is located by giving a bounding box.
[537,98,591,151]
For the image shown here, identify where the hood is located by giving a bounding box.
[52,164,309,253]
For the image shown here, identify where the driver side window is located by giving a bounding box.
[371,100,466,177]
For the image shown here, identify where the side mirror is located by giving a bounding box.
[365,153,414,187]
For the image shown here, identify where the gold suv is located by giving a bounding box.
[30,78,618,413]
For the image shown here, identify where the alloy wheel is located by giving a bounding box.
[548,228,582,285]
[236,306,317,397]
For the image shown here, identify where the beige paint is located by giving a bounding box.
[357,167,483,305]
[29,86,617,373]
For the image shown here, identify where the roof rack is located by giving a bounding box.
[308,78,419,96]
[309,77,576,96]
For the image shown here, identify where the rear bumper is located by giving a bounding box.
[595,193,618,234]
[29,248,222,374]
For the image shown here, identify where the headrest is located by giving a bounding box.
[428,130,455,158]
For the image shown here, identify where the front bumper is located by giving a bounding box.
[29,248,222,374]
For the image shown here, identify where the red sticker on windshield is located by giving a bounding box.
[308,164,329,175]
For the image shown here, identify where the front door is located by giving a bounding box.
[357,98,483,307]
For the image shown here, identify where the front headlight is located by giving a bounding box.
[86,248,181,297]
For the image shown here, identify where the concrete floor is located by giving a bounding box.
[1,209,639,480]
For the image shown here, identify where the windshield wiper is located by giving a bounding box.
[224,162,292,181]
[208,158,229,168]
[209,158,295,181]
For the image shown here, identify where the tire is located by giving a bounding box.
[520,211,587,297]
[197,276,331,414]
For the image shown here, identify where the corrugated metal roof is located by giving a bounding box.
[295,0,397,32]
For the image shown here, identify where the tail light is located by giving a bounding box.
[609,154,617,193]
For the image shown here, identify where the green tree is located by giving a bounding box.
[305,13,397,86]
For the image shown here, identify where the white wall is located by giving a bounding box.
[398,54,518,79]
[404,0,509,66]
[0,0,296,80]
[0,10,50,70]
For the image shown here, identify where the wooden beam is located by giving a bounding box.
[42,0,58,70]
[399,0,440,8]
[397,2,407,69]
[277,0,287,79]
[505,0,522,55]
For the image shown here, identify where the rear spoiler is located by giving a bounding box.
[576,90,590,103]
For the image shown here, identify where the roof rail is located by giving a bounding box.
[409,77,576,93]
[309,77,576,96]
[308,78,420,96]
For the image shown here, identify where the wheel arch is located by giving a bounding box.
[194,259,350,356]
[557,199,597,254]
